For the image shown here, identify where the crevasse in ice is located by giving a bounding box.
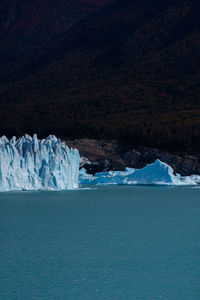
[0,134,80,191]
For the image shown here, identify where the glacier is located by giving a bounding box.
[0,134,80,191]
[79,160,200,186]
[1,134,199,192]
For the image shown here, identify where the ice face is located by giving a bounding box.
[0,134,80,191]
[79,160,199,186]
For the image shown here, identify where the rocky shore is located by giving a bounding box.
[66,139,200,176]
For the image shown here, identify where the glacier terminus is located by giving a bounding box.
[0,134,80,191]
[0,135,199,192]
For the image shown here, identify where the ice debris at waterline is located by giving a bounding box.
[0,134,80,191]
[79,160,200,186]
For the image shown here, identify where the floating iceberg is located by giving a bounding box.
[0,134,80,191]
[79,160,200,186]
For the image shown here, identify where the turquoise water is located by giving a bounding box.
[0,186,200,299]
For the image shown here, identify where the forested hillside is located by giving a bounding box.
[0,0,114,80]
[0,0,200,153]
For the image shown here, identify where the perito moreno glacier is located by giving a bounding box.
[0,134,80,191]
[0,135,199,192]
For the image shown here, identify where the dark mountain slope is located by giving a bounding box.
[0,0,114,80]
[0,0,200,152]
[0,0,113,49]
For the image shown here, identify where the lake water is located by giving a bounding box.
[0,186,200,299]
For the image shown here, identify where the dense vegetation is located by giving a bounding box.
[0,0,200,153]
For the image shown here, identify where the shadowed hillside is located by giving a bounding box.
[0,0,114,79]
[0,0,200,152]
[0,0,113,49]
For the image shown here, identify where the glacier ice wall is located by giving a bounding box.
[0,134,80,191]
